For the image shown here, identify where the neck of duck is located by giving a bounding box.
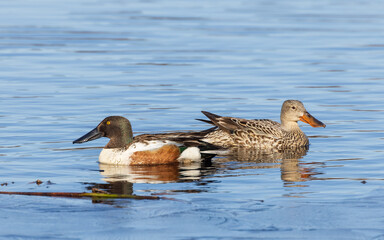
[105,128,133,149]
[281,119,301,133]
[281,119,308,144]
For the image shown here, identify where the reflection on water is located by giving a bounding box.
[225,147,308,163]
[222,147,321,184]
[98,159,215,184]
[85,181,133,196]
[93,147,319,196]
[100,163,181,183]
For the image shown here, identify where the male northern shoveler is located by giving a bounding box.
[199,100,326,150]
[73,116,214,165]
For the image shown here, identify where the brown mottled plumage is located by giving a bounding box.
[200,100,325,150]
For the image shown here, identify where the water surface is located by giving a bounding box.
[1,0,384,239]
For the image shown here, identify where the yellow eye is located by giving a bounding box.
[106,121,111,125]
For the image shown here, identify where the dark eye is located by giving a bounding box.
[291,106,296,110]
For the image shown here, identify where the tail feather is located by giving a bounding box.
[201,111,237,133]
[201,111,222,123]
[196,118,214,125]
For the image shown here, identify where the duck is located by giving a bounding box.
[199,100,326,150]
[73,116,215,165]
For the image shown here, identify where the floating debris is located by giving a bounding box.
[0,188,164,200]
[29,179,43,185]
[1,182,14,186]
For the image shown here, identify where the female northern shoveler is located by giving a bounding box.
[199,100,326,150]
[73,116,214,165]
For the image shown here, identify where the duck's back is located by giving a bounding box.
[202,118,285,149]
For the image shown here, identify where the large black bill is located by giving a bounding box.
[73,127,104,144]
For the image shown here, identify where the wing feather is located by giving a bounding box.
[202,111,282,139]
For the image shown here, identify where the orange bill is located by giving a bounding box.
[299,112,326,128]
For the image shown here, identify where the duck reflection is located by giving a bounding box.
[99,158,215,183]
[85,181,134,196]
[87,160,214,196]
[99,163,180,184]
[222,147,319,183]
[88,146,319,197]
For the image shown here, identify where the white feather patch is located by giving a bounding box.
[178,147,201,162]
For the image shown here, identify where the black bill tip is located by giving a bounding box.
[73,127,104,144]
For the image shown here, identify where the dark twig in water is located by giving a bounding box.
[0,190,163,200]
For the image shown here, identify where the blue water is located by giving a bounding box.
[1,0,384,239]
